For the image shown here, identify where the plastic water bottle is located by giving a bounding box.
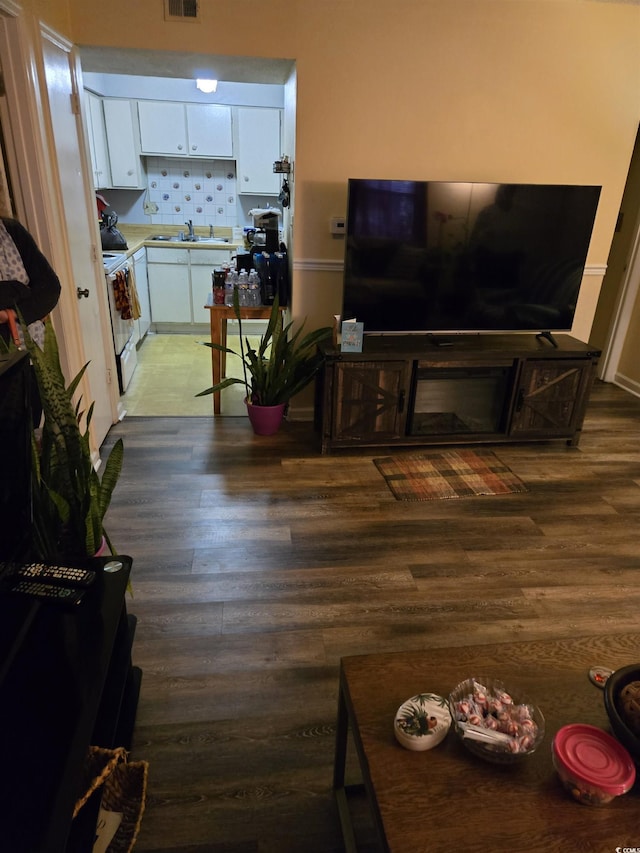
[237,269,249,306]
[248,269,261,306]
[224,269,237,306]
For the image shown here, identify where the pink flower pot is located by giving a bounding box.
[245,400,286,435]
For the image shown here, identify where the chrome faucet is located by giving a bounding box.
[185,220,194,241]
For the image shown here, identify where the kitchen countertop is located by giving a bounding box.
[116,223,244,258]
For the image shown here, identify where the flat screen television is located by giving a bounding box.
[342,179,601,337]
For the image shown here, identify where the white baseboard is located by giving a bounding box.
[613,372,640,399]
[286,404,314,422]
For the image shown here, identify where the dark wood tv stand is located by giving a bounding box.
[316,333,601,454]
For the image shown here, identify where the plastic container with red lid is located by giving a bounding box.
[552,723,636,806]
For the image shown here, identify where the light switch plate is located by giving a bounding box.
[330,216,346,235]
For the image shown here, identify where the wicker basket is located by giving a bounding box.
[73,746,149,853]
[98,759,149,853]
[74,747,128,818]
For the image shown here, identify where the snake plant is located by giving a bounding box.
[197,292,333,407]
[21,318,123,560]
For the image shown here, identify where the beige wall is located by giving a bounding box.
[66,0,640,341]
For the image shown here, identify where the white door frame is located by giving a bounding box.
[0,3,119,453]
[599,207,640,385]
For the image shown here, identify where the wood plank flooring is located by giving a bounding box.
[101,380,640,852]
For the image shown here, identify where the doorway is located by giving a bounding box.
[77,48,295,417]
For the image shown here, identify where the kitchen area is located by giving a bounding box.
[82,58,293,417]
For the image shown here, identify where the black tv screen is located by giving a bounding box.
[342,179,601,335]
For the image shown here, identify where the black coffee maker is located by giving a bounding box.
[247,209,280,254]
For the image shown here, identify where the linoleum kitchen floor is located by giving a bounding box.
[123,333,247,417]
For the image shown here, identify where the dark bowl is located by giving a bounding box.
[604,663,640,765]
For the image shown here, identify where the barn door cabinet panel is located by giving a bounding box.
[331,360,411,445]
[508,358,595,439]
[317,335,600,454]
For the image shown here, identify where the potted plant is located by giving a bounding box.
[20,317,124,561]
[197,293,333,435]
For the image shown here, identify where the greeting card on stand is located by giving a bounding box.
[341,321,364,352]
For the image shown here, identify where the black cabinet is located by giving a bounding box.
[0,556,141,853]
[318,334,600,453]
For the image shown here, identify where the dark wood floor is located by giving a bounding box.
[102,380,640,853]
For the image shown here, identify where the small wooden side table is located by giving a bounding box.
[205,305,284,415]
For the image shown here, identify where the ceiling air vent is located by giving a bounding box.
[164,0,199,22]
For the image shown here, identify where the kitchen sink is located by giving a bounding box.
[150,235,229,244]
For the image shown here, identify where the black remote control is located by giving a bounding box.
[1,562,96,588]
[9,579,85,606]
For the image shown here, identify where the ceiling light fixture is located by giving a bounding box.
[196,79,218,94]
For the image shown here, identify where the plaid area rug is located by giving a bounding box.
[373,448,528,501]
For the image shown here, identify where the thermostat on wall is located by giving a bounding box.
[330,216,346,235]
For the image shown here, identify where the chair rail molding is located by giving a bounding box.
[293,258,344,272]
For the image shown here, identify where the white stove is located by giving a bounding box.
[102,252,137,393]
[102,252,127,275]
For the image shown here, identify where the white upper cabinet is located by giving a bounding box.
[102,99,144,188]
[137,101,187,155]
[85,91,111,189]
[185,104,233,157]
[137,101,233,158]
[236,107,281,195]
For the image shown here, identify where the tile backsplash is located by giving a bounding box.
[145,157,237,227]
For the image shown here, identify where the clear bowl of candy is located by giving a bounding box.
[448,676,545,765]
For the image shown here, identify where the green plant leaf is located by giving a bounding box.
[196,293,333,407]
[21,315,123,560]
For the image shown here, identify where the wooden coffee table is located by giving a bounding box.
[333,633,640,852]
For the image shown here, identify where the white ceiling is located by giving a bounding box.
[79,46,294,85]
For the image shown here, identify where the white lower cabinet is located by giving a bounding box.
[190,249,232,323]
[147,246,232,326]
[147,248,191,323]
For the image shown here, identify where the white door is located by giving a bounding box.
[40,36,114,446]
